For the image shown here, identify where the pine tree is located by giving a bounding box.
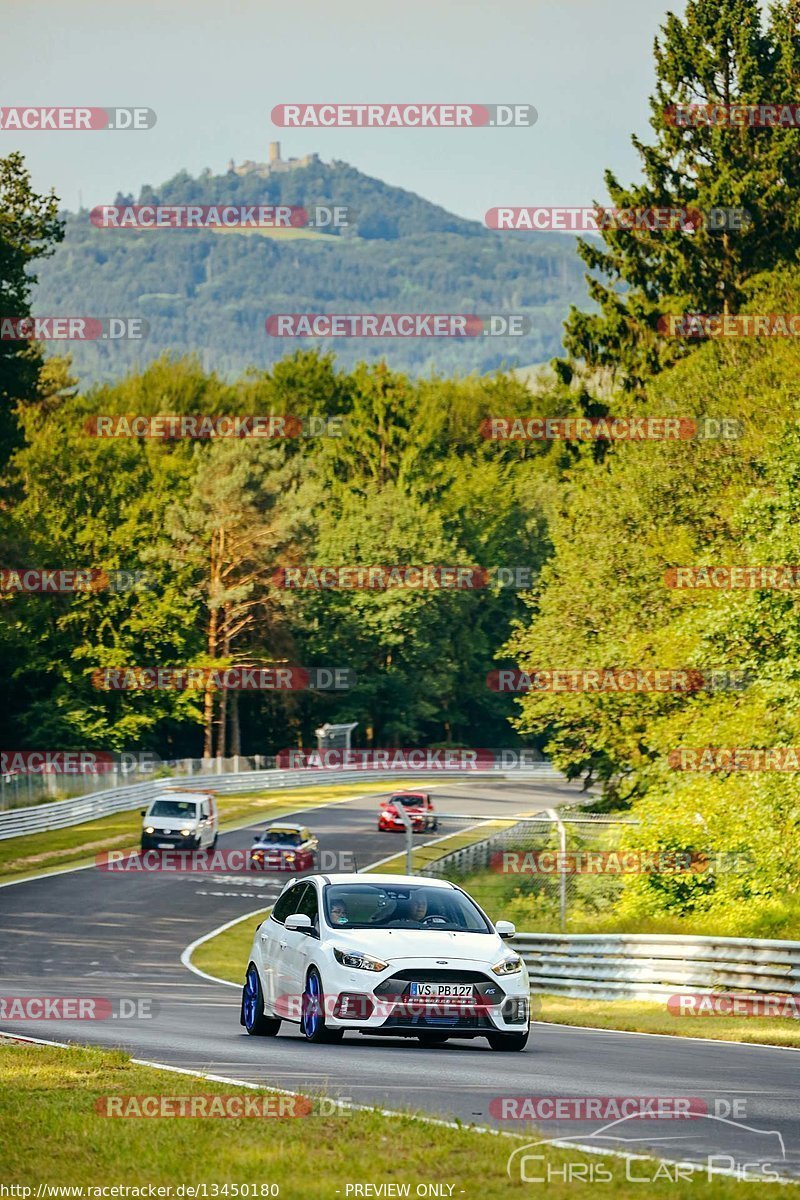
[561,0,800,389]
[0,153,63,461]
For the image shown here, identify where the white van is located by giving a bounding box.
[140,790,219,852]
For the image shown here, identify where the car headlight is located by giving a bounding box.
[492,955,523,976]
[144,826,155,834]
[284,852,296,860]
[180,828,192,836]
[333,948,389,971]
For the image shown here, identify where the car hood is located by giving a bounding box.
[325,927,504,961]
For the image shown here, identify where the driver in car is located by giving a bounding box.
[330,900,349,925]
[408,892,428,922]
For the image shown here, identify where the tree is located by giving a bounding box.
[164,438,304,758]
[0,153,64,462]
[561,0,800,389]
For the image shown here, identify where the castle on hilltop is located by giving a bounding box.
[227,142,320,178]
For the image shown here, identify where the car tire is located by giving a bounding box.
[486,1029,529,1052]
[241,963,281,1036]
[301,967,344,1043]
[417,1033,449,1045]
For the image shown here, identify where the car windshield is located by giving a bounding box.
[323,884,490,932]
[149,800,198,819]
[258,831,302,847]
[394,795,424,807]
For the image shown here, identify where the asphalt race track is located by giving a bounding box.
[1,776,798,1180]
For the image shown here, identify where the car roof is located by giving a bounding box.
[311,872,455,888]
[262,822,306,832]
[390,790,427,797]
[151,792,210,803]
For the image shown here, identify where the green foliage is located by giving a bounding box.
[505,268,800,929]
[0,152,64,460]
[0,350,557,756]
[563,0,800,386]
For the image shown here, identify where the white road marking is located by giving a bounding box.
[1,1030,793,1183]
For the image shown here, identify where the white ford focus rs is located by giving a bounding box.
[240,873,530,1050]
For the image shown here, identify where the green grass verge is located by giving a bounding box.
[450,866,800,940]
[0,780,427,884]
[537,995,800,1048]
[0,1039,776,1196]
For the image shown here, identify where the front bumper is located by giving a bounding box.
[141,832,200,850]
[323,961,530,1036]
[378,817,428,831]
[249,853,312,871]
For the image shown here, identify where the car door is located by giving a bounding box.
[198,800,212,847]
[279,881,321,1007]
[258,880,304,1017]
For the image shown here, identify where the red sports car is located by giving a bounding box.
[378,791,438,833]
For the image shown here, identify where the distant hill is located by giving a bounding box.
[33,155,590,385]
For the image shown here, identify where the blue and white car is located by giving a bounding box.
[240,873,530,1050]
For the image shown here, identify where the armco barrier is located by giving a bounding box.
[511,932,800,1002]
[0,762,560,841]
[421,820,535,877]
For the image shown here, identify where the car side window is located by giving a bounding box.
[295,882,320,934]
[271,883,304,925]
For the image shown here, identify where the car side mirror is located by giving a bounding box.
[496,920,516,940]
[140,809,146,817]
[285,913,313,932]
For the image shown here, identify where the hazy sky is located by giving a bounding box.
[3,0,680,221]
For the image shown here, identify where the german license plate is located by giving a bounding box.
[409,982,473,998]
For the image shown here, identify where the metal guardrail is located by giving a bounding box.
[511,933,800,1002]
[0,762,560,841]
[421,820,535,877]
